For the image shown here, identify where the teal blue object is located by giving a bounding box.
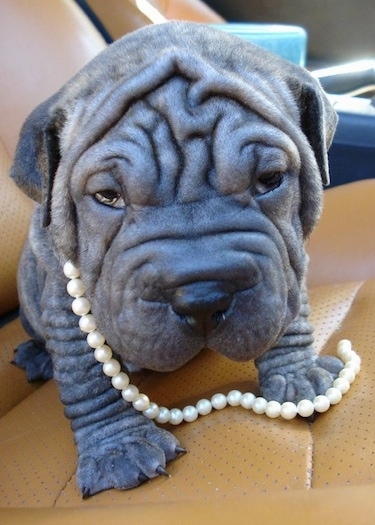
[212,23,307,66]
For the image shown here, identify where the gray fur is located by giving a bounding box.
[10,22,341,496]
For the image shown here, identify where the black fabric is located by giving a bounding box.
[329,111,375,187]
[75,0,113,43]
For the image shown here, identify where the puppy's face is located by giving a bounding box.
[11,23,337,372]
[66,74,306,371]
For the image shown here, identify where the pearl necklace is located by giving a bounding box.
[63,261,361,425]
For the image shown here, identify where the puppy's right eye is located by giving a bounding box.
[94,190,125,208]
[254,171,284,196]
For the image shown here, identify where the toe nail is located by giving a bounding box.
[156,465,170,478]
[82,487,91,500]
[138,473,149,484]
[175,446,187,455]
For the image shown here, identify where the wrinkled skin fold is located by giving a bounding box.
[10,22,342,496]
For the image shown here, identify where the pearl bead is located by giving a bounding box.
[337,339,352,355]
[79,314,97,333]
[265,400,281,418]
[196,399,212,416]
[280,402,298,420]
[345,360,361,374]
[63,261,80,279]
[240,392,255,409]
[297,399,315,417]
[333,377,351,394]
[227,390,243,407]
[94,345,113,363]
[102,359,121,377]
[337,340,353,362]
[313,395,330,413]
[350,353,361,365]
[325,387,342,405]
[339,367,356,383]
[169,408,184,425]
[133,393,150,412]
[211,393,227,410]
[341,351,357,365]
[67,278,85,298]
[122,384,139,402]
[252,397,268,414]
[72,297,91,316]
[155,407,170,424]
[111,372,130,390]
[143,402,160,420]
[87,330,105,348]
[183,405,199,422]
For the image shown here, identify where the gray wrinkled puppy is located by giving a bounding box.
[11,22,341,496]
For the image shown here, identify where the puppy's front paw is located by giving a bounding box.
[259,355,344,404]
[76,424,183,497]
[13,340,53,381]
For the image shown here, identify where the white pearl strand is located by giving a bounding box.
[63,261,361,425]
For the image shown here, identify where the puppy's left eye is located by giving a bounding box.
[94,190,125,209]
[255,171,284,196]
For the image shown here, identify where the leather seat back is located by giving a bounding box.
[0,0,106,316]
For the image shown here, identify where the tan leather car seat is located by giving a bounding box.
[1,1,375,523]
[85,0,224,40]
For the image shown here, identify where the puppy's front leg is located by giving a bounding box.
[255,287,343,404]
[42,272,181,497]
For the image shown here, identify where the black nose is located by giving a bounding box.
[167,281,234,336]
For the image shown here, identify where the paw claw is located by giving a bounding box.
[82,487,92,500]
[138,473,150,484]
[175,446,187,455]
[156,465,170,478]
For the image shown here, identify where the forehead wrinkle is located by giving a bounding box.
[147,79,223,200]
[57,42,304,184]
[148,76,222,142]
[105,99,182,205]
[145,77,296,201]
[67,70,301,207]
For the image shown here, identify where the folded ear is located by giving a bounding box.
[10,94,65,227]
[288,75,338,186]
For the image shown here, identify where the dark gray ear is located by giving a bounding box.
[10,94,65,227]
[289,75,338,186]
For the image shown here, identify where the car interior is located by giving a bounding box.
[0,1,374,523]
